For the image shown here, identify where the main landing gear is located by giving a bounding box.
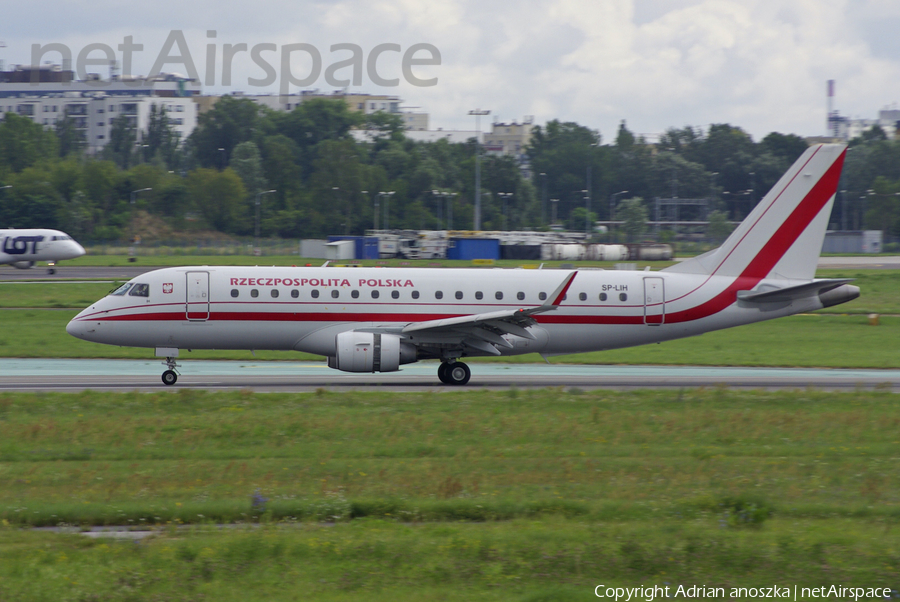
[438,361,471,386]
[161,357,180,386]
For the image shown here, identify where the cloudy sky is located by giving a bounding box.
[3,0,899,141]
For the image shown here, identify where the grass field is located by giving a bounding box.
[0,389,897,600]
[0,308,896,367]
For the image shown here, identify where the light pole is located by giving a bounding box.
[217,147,226,170]
[379,191,394,230]
[539,172,547,225]
[255,189,276,254]
[498,192,513,230]
[468,109,490,230]
[447,193,457,230]
[840,189,847,231]
[550,198,559,226]
[129,187,152,259]
[432,190,444,230]
[609,190,628,243]
[582,189,590,238]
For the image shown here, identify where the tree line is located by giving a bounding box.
[1,96,899,243]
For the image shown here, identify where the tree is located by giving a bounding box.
[103,114,137,170]
[230,141,267,196]
[143,105,180,167]
[55,115,86,158]
[526,120,605,226]
[0,113,58,172]
[706,210,733,243]
[618,197,648,242]
[190,96,263,168]
[187,168,247,233]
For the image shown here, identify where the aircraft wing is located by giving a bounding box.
[393,271,577,355]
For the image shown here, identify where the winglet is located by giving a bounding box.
[547,271,577,307]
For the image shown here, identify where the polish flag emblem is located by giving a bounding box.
[163,283,173,294]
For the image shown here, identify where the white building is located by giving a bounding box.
[827,107,900,141]
[0,65,200,153]
[483,116,534,159]
[201,89,430,131]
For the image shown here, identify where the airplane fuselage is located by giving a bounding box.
[0,229,86,268]
[66,265,836,357]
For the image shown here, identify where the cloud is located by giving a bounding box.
[2,0,899,140]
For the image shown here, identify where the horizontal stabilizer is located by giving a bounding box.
[737,279,854,302]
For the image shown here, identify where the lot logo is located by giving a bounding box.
[1,235,44,256]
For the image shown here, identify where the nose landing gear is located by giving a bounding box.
[161,357,180,386]
[438,361,471,385]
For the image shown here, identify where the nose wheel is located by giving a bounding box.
[438,361,471,385]
[161,357,180,386]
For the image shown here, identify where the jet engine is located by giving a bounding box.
[11,261,35,269]
[327,331,417,373]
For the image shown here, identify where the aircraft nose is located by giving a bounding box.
[66,316,90,340]
[70,241,86,259]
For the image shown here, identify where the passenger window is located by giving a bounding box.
[517,292,525,301]
[271,289,279,298]
[311,290,320,299]
[110,283,132,296]
[412,290,420,299]
[455,291,463,300]
[538,292,547,301]
[579,292,587,301]
[230,289,239,298]
[372,290,380,299]
[251,289,259,298]
[495,291,503,300]
[351,290,359,299]
[599,293,607,301]
[331,290,339,299]
[128,283,149,297]
[619,293,628,302]
[392,290,400,299]
[291,290,299,298]
[435,291,443,299]
[475,291,483,300]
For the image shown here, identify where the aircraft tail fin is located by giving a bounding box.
[664,143,846,280]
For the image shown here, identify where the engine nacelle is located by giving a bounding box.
[327,331,417,373]
[11,261,35,269]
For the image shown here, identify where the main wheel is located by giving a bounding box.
[437,362,451,384]
[446,362,471,386]
[162,370,178,386]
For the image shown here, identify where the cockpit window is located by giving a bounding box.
[109,283,133,296]
[128,283,150,297]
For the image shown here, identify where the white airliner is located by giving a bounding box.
[0,228,86,273]
[68,144,858,386]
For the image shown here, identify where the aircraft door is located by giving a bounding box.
[186,271,210,321]
[643,277,664,325]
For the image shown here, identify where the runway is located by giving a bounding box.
[0,359,897,392]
